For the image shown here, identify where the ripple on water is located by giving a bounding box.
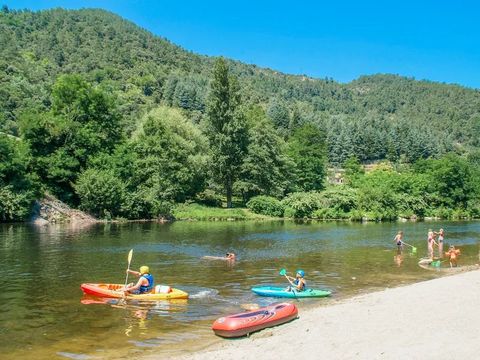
[57,352,92,360]
[188,288,219,299]
[1,220,479,359]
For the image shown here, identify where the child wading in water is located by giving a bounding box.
[435,228,445,258]
[427,229,438,259]
[393,231,404,252]
[445,245,461,267]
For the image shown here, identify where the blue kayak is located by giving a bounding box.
[251,286,331,298]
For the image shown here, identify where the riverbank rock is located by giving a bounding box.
[30,194,97,225]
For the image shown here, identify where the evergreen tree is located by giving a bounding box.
[267,98,290,130]
[206,58,248,208]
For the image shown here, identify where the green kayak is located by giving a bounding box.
[251,286,331,298]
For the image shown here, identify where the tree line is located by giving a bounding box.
[1,7,480,221]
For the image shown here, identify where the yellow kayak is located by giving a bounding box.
[80,283,189,300]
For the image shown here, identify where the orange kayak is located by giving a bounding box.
[212,302,298,338]
[80,283,188,300]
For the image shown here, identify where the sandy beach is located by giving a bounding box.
[170,269,480,360]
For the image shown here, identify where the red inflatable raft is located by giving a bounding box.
[212,302,298,338]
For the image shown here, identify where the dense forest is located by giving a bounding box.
[1,6,480,222]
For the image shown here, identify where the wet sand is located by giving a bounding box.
[169,269,480,360]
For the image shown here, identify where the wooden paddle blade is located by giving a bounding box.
[127,249,133,264]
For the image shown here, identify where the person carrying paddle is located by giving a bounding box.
[123,265,154,294]
[445,245,461,267]
[286,270,306,292]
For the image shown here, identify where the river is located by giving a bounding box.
[0,220,478,359]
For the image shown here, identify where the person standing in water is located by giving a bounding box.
[435,228,445,258]
[445,245,461,267]
[427,229,438,259]
[393,231,404,252]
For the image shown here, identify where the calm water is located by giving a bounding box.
[0,220,479,359]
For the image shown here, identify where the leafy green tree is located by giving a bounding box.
[205,58,248,208]
[287,124,327,191]
[20,74,122,203]
[236,106,294,201]
[343,155,364,184]
[131,106,209,215]
[415,154,474,208]
[75,168,126,218]
[0,134,40,221]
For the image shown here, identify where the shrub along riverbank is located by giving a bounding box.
[172,151,480,223]
[246,154,480,221]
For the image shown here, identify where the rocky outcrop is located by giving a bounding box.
[30,194,97,225]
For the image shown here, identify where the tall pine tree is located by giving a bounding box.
[206,58,248,208]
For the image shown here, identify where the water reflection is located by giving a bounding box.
[0,220,479,359]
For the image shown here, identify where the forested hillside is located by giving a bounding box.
[1,6,480,221]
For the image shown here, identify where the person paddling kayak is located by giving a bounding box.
[123,266,154,294]
[285,270,306,292]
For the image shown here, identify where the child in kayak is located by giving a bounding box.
[393,231,404,252]
[445,245,461,267]
[286,270,306,292]
[124,265,154,294]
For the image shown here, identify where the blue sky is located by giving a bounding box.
[8,0,480,88]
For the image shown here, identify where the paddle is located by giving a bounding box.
[279,269,298,297]
[124,249,134,288]
[118,249,133,304]
[279,268,293,285]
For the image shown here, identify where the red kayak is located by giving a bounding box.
[212,302,298,338]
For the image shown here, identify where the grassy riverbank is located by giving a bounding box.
[171,203,276,221]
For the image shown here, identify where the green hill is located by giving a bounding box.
[2,7,479,164]
[1,6,480,222]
